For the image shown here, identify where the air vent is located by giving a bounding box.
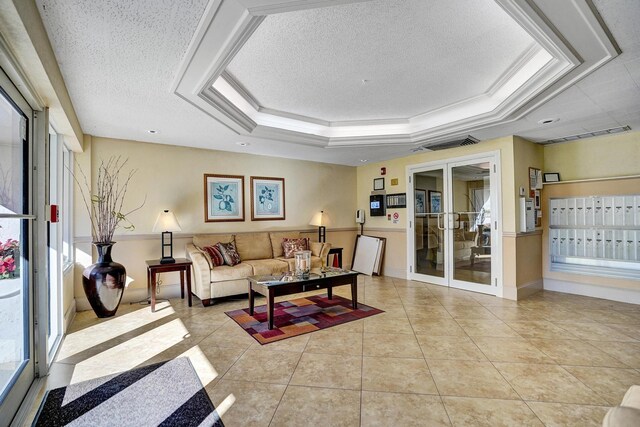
[540,125,631,145]
[423,135,480,151]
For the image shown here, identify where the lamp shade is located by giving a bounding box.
[153,210,182,232]
[309,210,330,227]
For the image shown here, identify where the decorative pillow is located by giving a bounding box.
[310,241,323,257]
[282,240,308,258]
[453,229,466,241]
[282,237,309,251]
[202,245,225,267]
[215,241,241,266]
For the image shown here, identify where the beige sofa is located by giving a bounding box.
[186,232,331,306]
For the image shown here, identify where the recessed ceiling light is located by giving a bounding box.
[538,118,559,125]
[236,142,249,146]
[147,129,158,134]
[360,159,368,162]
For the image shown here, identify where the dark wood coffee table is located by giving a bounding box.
[247,268,359,329]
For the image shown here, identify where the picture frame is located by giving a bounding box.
[543,172,560,183]
[373,177,385,191]
[204,174,245,222]
[251,176,285,221]
[415,189,426,214]
[428,190,442,213]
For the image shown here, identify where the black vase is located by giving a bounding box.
[83,243,126,318]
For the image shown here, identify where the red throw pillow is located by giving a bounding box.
[202,245,225,267]
[282,237,309,256]
[216,241,241,266]
[282,240,308,258]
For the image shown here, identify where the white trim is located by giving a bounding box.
[172,0,617,147]
[544,278,640,305]
[380,267,407,279]
[63,299,76,333]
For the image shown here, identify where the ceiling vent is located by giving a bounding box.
[422,135,480,151]
[540,125,631,145]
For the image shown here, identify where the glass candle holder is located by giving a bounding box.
[294,250,311,278]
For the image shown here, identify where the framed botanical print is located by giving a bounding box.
[415,189,426,214]
[251,176,285,221]
[428,190,442,213]
[204,174,245,222]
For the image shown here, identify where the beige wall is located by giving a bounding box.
[543,131,640,181]
[74,136,358,308]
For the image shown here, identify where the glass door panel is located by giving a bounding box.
[413,168,447,284]
[451,162,492,288]
[0,86,32,411]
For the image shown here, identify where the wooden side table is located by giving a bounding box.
[327,247,343,268]
[146,258,192,312]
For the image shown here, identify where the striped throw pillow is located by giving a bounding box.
[202,245,225,267]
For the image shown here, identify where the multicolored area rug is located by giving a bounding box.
[35,358,223,427]
[225,294,384,345]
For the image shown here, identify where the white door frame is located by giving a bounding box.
[406,151,503,296]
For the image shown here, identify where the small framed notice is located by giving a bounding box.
[543,172,560,183]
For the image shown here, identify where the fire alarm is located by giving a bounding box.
[381,167,386,175]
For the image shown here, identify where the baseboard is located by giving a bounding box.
[63,299,76,333]
[518,279,543,299]
[75,283,184,312]
[544,278,640,305]
[380,267,407,279]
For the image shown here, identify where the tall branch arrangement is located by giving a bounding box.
[73,156,145,243]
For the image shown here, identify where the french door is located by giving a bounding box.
[407,152,502,295]
[0,70,35,422]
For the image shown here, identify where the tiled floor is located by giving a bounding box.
[42,276,640,426]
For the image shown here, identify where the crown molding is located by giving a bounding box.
[172,0,619,148]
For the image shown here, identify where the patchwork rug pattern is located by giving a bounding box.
[225,294,384,345]
[35,358,223,427]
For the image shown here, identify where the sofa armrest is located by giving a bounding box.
[185,243,212,301]
[320,242,332,260]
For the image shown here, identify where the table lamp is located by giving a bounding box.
[153,209,181,264]
[309,210,330,243]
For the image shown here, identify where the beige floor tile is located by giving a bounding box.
[403,304,453,320]
[199,322,256,349]
[484,306,544,321]
[409,318,466,336]
[290,353,362,390]
[444,306,497,320]
[493,362,607,405]
[361,391,451,426]
[505,321,579,339]
[589,341,640,368]
[436,296,482,307]
[456,319,521,338]
[271,385,360,427]
[580,309,639,324]
[248,333,310,353]
[45,362,76,390]
[222,349,301,384]
[428,360,519,399]
[527,402,611,427]
[362,357,438,395]
[363,315,414,334]
[442,396,543,427]
[366,305,407,318]
[304,330,363,356]
[326,319,364,334]
[196,345,246,384]
[528,339,629,367]
[206,379,286,427]
[472,337,555,364]
[554,322,637,342]
[604,322,640,340]
[416,335,487,361]
[363,333,423,358]
[562,365,640,405]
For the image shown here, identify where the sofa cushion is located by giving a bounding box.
[235,232,272,260]
[202,245,225,267]
[216,242,241,266]
[278,256,322,271]
[453,240,474,250]
[193,234,234,248]
[243,259,289,275]
[269,232,301,258]
[209,263,254,282]
[282,239,310,258]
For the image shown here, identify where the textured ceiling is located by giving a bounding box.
[227,0,536,122]
[33,0,640,166]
